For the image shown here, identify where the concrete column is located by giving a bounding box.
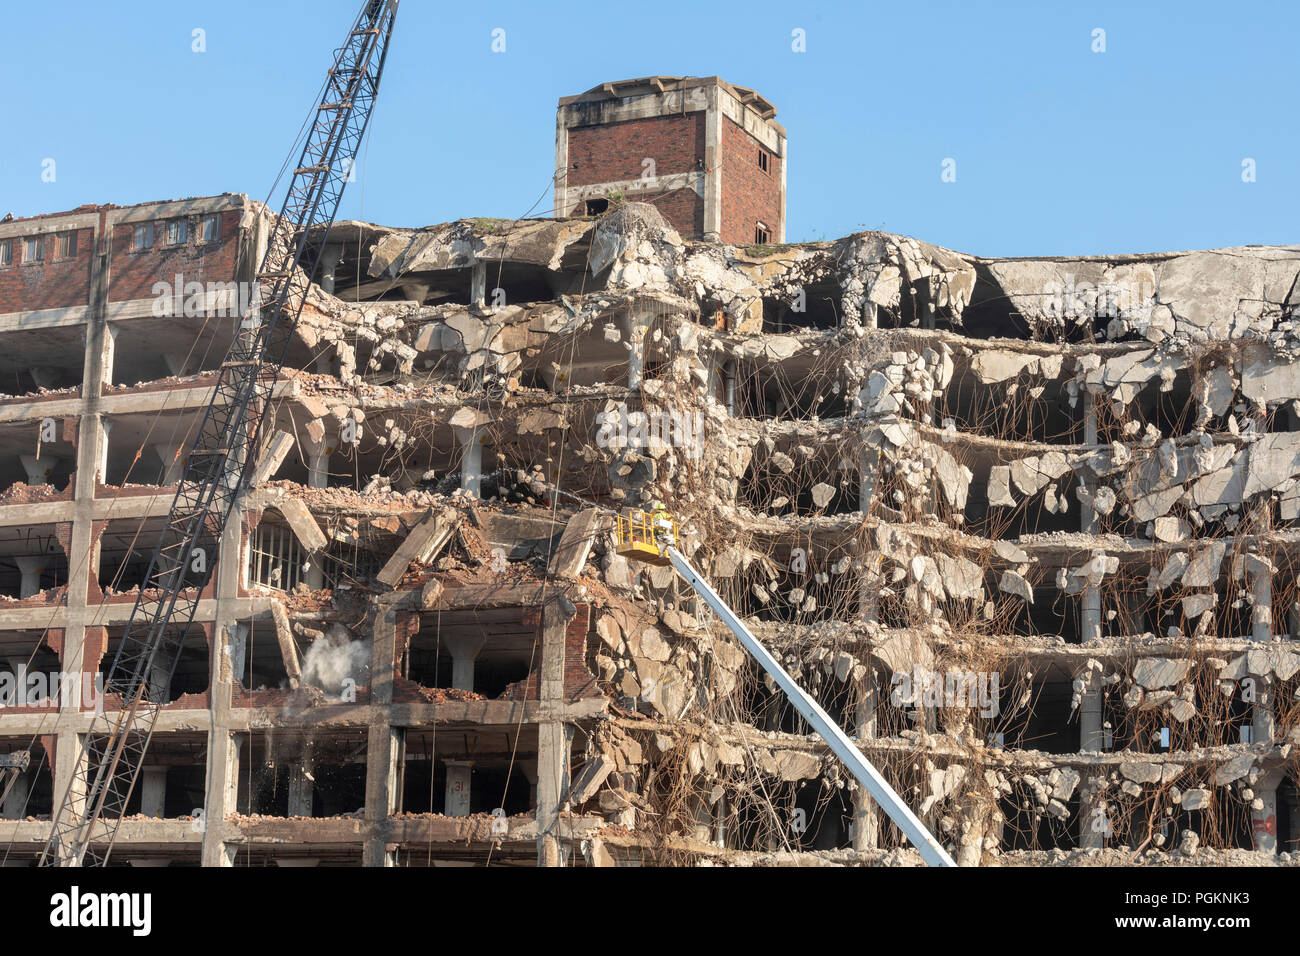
[626,310,650,391]
[362,599,401,867]
[1251,770,1282,853]
[288,765,314,817]
[99,325,121,392]
[444,760,472,817]
[457,429,482,498]
[303,438,330,490]
[305,556,324,592]
[153,441,184,485]
[537,598,575,866]
[851,675,880,851]
[13,557,45,600]
[470,261,487,309]
[702,83,722,242]
[443,633,486,693]
[140,767,167,817]
[97,418,112,483]
[18,455,54,486]
[1078,777,1106,850]
[318,242,343,295]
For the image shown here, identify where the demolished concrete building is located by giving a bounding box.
[1,168,1300,866]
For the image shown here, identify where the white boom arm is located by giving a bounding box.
[663,544,956,867]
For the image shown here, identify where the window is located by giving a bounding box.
[166,219,188,245]
[754,223,770,245]
[23,237,43,263]
[56,231,77,259]
[133,223,154,251]
[758,148,770,173]
[200,214,221,242]
[584,198,609,216]
[0,240,11,266]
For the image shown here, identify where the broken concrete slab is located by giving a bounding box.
[375,508,460,587]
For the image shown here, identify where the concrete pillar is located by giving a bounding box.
[712,793,727,848]
[140,767,167,817]
[1078,777,1106,850]
[626,311,648,391]
[852,675,880,851]
[362,600,401,867]
[444,760,472,817]
[443,633,486,693]
[454,427,482,498]
[470,261,486,309]
[14,557,45,600]
[537,598,575,866]
[305,556,324,592]
[304,439,329,490]
[1245,547,1277,853]
[18,454,54,486]
[288,765,314,817]
[1251,770,1282,853]
[97,419,112,483]
[318,242,343,295]
[153,441,184,485]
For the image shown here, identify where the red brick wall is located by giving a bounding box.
[108,209,242,303]
[502,603,602,701]
[720,117,782,246]
[568,113,706,239]
[0,227,94,313]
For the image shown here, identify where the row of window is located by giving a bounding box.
[0,231,76,266]
[0,213,223,266]
[133,214,221,251]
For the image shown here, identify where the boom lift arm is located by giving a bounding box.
[618,511,956,867]
[40,0,400,867]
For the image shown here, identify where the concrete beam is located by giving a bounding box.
[249,431,295,487]
[270,601,302,689]
[375,509,460,588]
[547,508,604,579]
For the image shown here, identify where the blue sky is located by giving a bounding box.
[1,0,1295,256]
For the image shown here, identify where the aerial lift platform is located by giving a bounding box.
[616,508,957,867]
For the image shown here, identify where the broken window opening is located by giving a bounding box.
[249,520,306,592]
